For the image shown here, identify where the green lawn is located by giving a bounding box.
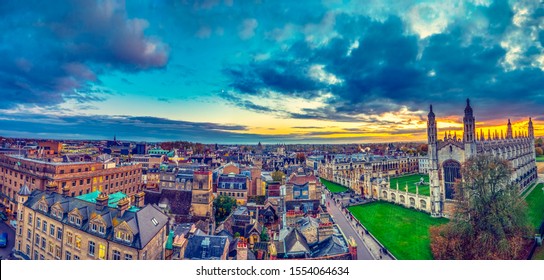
[389,174,430,196]
[536,155,544,162]
[532,245,544,260]
[348,201,449,260]
[525,183,544,231]
[320,178,349,193]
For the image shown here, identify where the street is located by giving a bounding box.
[325,195,374,260]
[0,221,15,259]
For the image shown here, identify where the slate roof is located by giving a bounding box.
[310,235,349,258]
[284,228,310,255]
[24,190,168,250]
[184,234,228,260]
[144,188,192,216]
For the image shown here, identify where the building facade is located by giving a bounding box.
[427,100,538,217]
[14,188,168,260]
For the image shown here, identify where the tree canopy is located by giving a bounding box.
[271,170,285,182]
[430,154,532,259]
[213,195,237,224]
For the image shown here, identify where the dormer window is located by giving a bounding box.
[91,223,97,232]
[151,218,159,226]
[76,218,81,226]
[69,216,75,223]
[99,226,105,234]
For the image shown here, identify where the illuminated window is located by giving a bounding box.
[98,244,106,260]
[66,232,73,245]
[75,235,81,250]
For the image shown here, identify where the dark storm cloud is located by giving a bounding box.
[221,1,544,121]
[0,0,169,109]
[0,114,254,143]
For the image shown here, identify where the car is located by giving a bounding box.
[0,232,7,248]
[0,212,7,221]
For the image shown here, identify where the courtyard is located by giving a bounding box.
[320,178,350,193]
[389,173,430,196]
[348,201,448,260]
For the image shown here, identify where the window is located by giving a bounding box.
[35,233,40,246]
[99,226,105,234]
[98,244,106,260]
[41,237,46,250]
[113,250,121,260]
[56,228,62,240]
[50,224,55,236]
[67,232,73,245]
[28,213,33,225]
[69,215,74,224]
[125,254,132,260]
[74,255,80,260]
[40,254,44,260]
[34,250,39,260]
[27,229,31,240]
[91,223,97,232]
[36,217,40,228]
[66,251,72,260]
[76,218,81,226]
[26,244,30,255]
[116,231,125,240]
[88,241,95,256]
[142,251,147,260]
[75,235,81,250]
[55,246,61,259]
[151,218,159,226]
[48,241,54,255]
[42,221,47,232]
[19,211,23,221]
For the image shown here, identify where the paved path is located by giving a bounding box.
[326,195,374,260]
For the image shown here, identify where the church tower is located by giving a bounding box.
[427,105,441,217]
[528,117,534,139]
[191,170,214,220]
[463,99,476,158]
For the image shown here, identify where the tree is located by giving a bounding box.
[536,147,543,156]
[213,195,237,224]
[296,152,306,163]
[271,170,285,182]
[260,226,269,242]
[430,154,532,259]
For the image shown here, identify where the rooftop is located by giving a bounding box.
[75,190,139,212]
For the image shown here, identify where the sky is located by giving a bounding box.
[0,0,543,144]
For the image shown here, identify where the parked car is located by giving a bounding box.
[0,232,7,248]
[0,212,7,221]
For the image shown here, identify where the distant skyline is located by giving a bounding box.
[1,0,543,144]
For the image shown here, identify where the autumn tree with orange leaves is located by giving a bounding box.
[430,154,532,259]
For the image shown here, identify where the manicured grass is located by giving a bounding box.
[320,178,349,193]
[532,245,544,260]
[536,155,544,162]
[525,183,544,231]
[348,201,449,260]
[389,174,430,196]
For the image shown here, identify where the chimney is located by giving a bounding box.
[62,186,70,196]
[96,192,109,212]
[45,182,58,193]
[236,240,248,260]
[117,197,130,217]
[134,191,145,208]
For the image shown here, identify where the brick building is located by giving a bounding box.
[0,154,142,215]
